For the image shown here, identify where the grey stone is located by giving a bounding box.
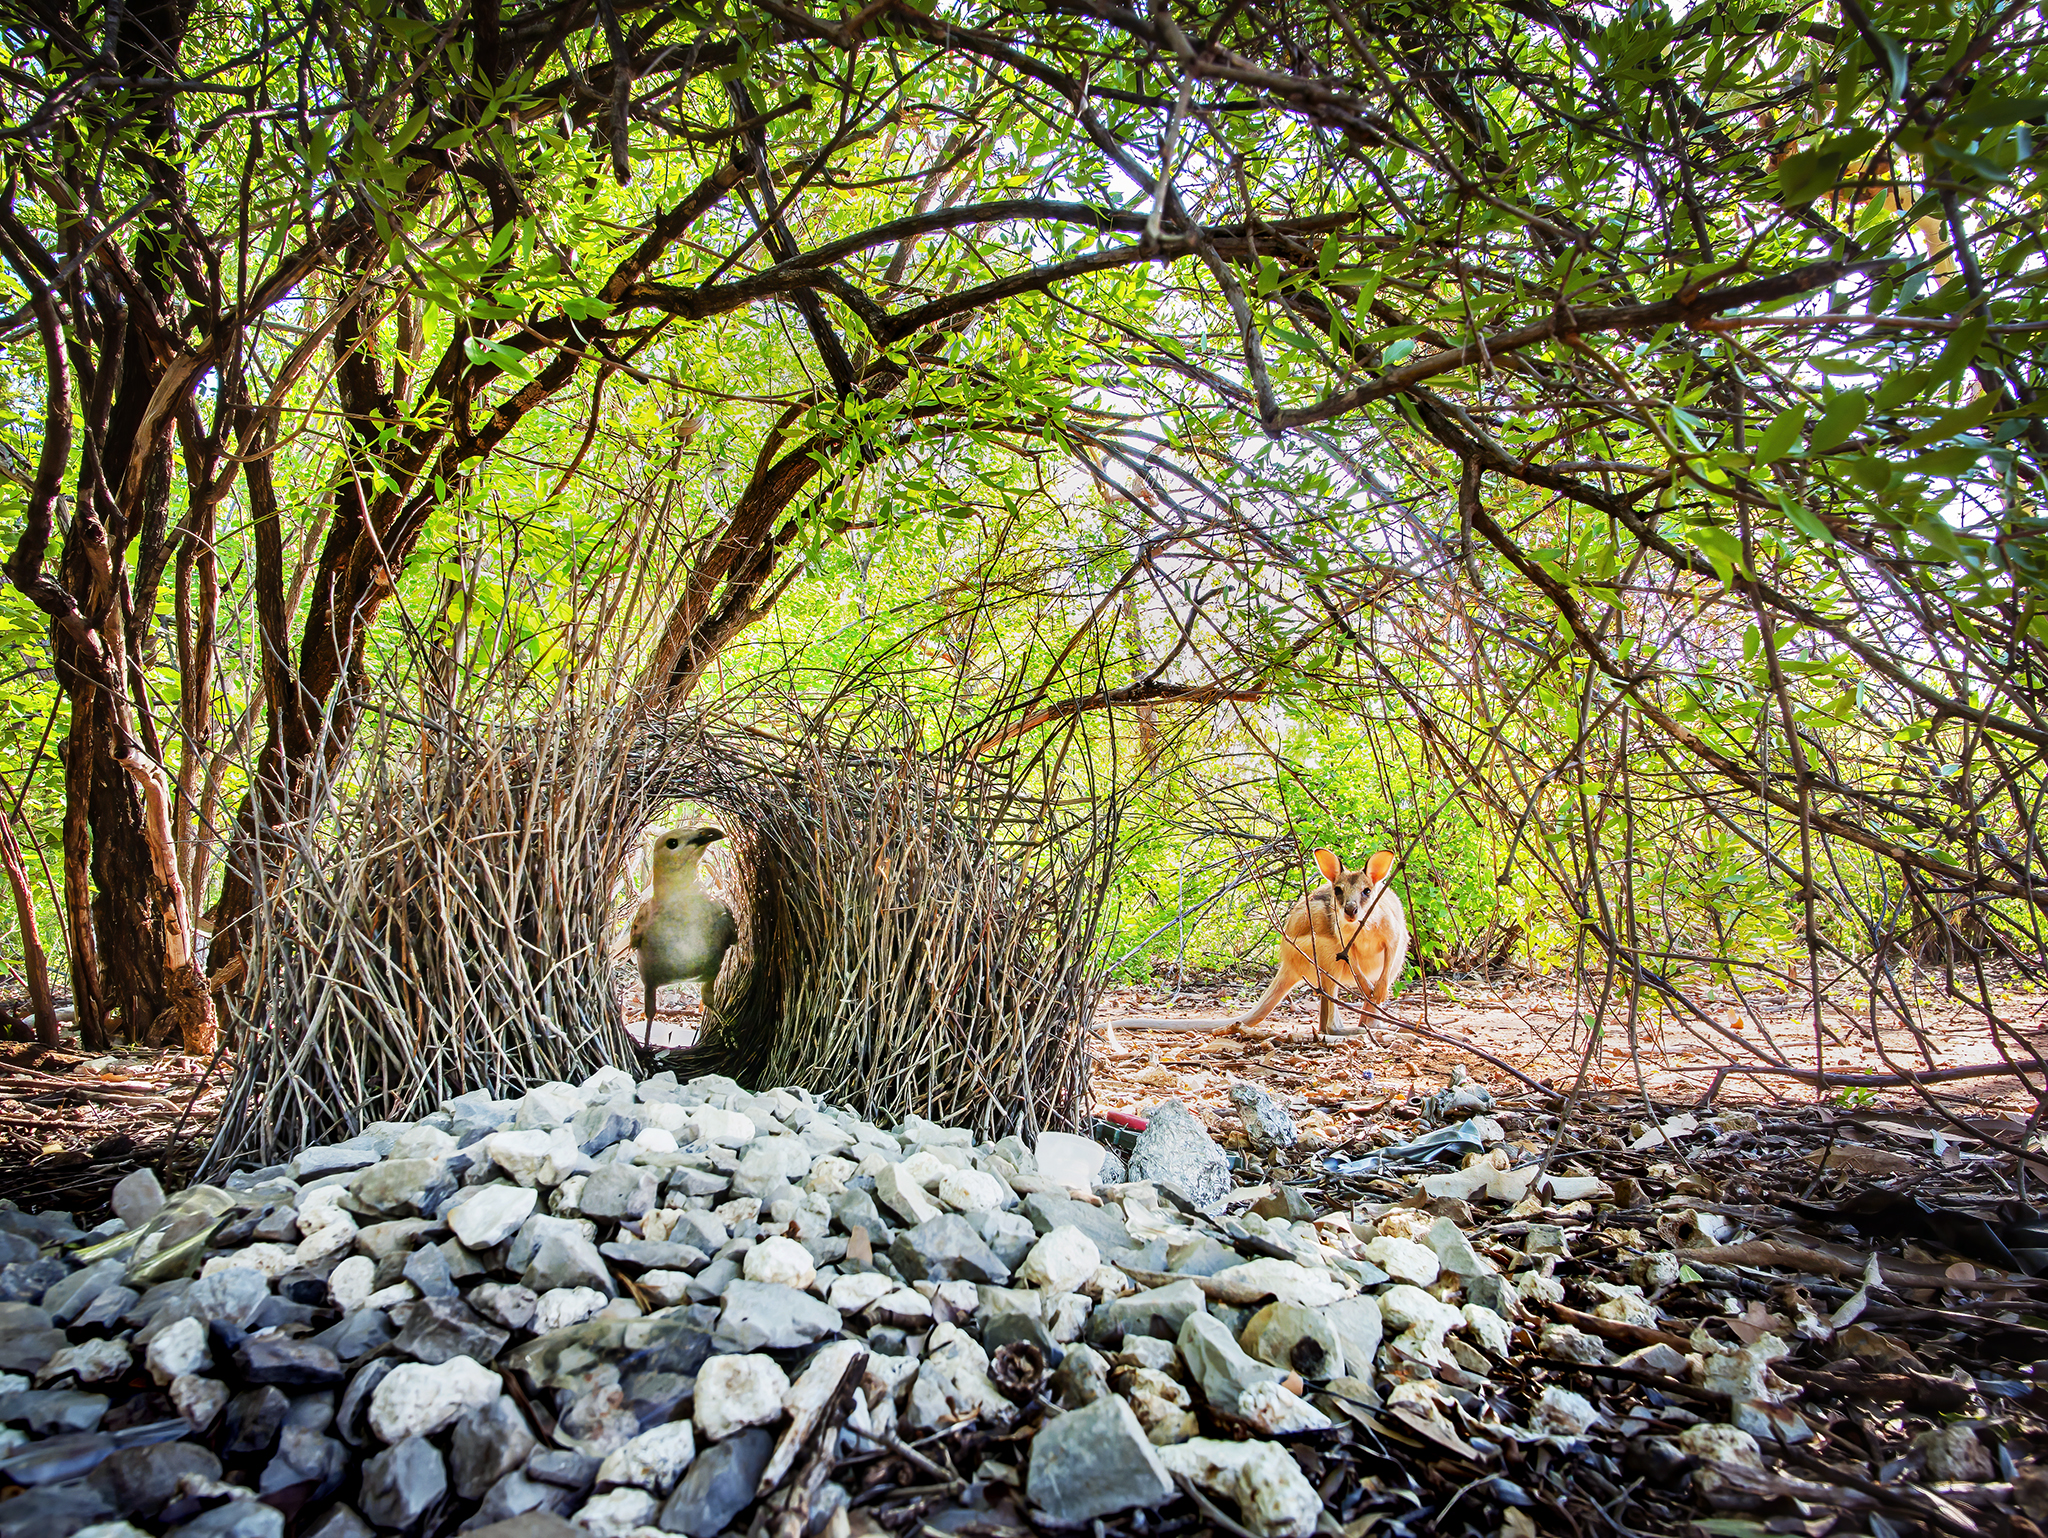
[713,1282,841,1352]
[578,1164,657,1222]
[1085,1280,1207,1348]
[731,1138,813,1200]
[0,1232,35,1266]
[1019,1193,1133,1256]
[87,1442,222,1519]
[464,1517,580,1538]
[73,1286,139,1331]
[500,1317,712,1396]
[463,1470,572,1531]
[470,1283,539,1332]
[965,1210,1037,1270]
[438,1239,489,1280]
[355,1218,445,1260]
[1024,1395,1173,1523]
[1127,1101,1231,1208]
[452,1395,540,1500]
[622,1372,692,1431]
[657,1426,773,1537]
[507,1215,593,1272]
[308,1308,394,1362]
[0,1259,70,1304]
[1228,1083,1299,1153]
[521,1231,613,1297]
[0,1483,116,1538]
[525,1449,601,1490]
[292,1146,382,1179]
[401,1243,457,1299]
[251,1206,302,1244]
[44,1261,129,1325]
[888,1215,1009,1285]
[336,1359,395,1448]
[664,1167,730,1200]
[1465,1272,1515,1316]
[286,1390,338,1433]
[237,1338,344,1387]
[300,1505,373,1538]
[0,1430,116,1485]
[576,1111,641,1157]
[1177,1311,1284,1414]
[982,1308,1061,1366]
[163,1502,285,1538]
[179,1268,271,1330]
[1166,1236,1243,1276]
[0,1388,109,1433]
[359,1435,447,1530]
[350,1158,455,1218]
[685,1255,739,1303]
[258,1426,348,1501]
[223,1385,290,1454]
[389,1297,510,1365]
[826,1190,891,1243]
[447,1185,537,1250]
[1321,1296,1384,1380]
[1049,1343,1110,1408]
[599,1240,708,1272]
[0,1326,67,1373]
[1424,1217,1489,1279]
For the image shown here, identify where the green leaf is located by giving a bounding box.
[1872,32,1909,102]
[1754,403,1807,462]
[1783,495,1838,546]
[1906,399,1998,457]
[1953,95,2048,130]
[1777,128,1881,205]
[1907,443,1985,478]
[1691,525,1748,585]
[1928,314,1988,386]
[1808,390,1869,454]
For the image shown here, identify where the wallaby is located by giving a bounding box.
[631,826,736,1046]
[1224,848,1409,1038]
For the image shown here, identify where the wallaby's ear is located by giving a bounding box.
[1366,850,1396,886]
[1313,848,1343,885]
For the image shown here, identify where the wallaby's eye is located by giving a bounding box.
[665,838,680,850]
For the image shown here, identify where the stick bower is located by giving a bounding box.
[635,715,1109,1141]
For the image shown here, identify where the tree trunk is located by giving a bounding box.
[0,791,59,1045]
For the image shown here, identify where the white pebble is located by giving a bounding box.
[1018,1226,1100,1295]
[743,1236,817,1290]
[828,1273,895,1315]
[369,1355,501,1441]
[694,1355,790,1442]
[145,1317,211,1385]
[534,1286,611,1332]
[328,1255,377,1313]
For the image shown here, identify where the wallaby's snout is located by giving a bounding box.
[1337,871,1370,922]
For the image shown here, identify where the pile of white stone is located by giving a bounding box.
[0,1068,1611,1538]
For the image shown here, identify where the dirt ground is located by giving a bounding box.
[5,964,2041,1217]
[1085,966,2048,1139]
